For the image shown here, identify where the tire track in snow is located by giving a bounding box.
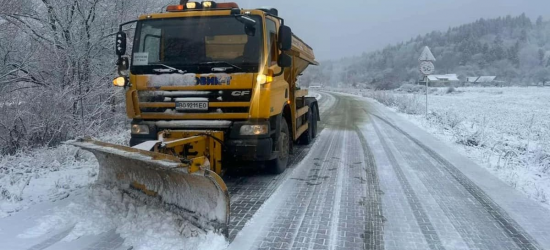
[83,230,126,250]
[327,130,346,250]
[353,124,385,250]
[375,122,474,249]
[225,138,314,240]
[378,120,508,249]
[225,91,335,241]
[370,117,446,250]
[226,91,340,249]
[226,129,339,250]
[369,112,541,250]
[289,93,347,249]
[296,129,342,250]
[25,225,75,250]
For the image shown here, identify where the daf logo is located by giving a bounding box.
[231,91,251,96]
[196,76,232,86]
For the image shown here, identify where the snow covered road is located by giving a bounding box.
[227,91,550,250]
[2,91,550,250]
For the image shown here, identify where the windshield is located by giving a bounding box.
[131,16,263,74]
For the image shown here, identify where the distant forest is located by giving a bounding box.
[302,14,550,89]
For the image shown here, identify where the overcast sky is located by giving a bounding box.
[240,0,550,60]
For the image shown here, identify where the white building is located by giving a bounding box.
[476,76,497,83]
[467,77,479,82]
[466,76,497,83]
[427,74,460,82]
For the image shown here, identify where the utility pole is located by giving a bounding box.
[418,46,436,118]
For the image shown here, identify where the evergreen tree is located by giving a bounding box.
[536,16,544,26]
[539,49,546,66]
[520,30,528,42]
[509,42,521,66]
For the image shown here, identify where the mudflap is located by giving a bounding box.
[66,138,230,237]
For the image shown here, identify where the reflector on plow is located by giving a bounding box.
[67,137,230,236]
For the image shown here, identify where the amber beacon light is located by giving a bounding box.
[166,1,239,12]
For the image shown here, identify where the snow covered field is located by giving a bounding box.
[329,86,550,209]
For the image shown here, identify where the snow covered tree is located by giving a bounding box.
[534,67,550,85]
[0,0,173,154]
[536,16,544,26]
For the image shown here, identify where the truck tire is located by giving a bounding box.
[299,111,313,145]
[311,106,318,139]
[268,118,290,174]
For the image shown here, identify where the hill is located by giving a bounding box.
[302,14,550,89]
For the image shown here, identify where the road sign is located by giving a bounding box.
[420,61,435,75]
[418,46,436,62]
[418,46,436,118]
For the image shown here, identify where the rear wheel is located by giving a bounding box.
[299,105,319,144]
[299,111,313,145]
[268,118,290,174]
[311,106,318,139]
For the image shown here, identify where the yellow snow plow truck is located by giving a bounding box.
[68,1,319,237]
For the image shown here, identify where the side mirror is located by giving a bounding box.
[116,31,127,56]
[278,53,292,68]
[117,57,129,76]
[279,25,292,51]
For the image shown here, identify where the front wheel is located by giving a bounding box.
[268,118,290,174]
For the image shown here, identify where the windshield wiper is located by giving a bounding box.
[199,61,243,72]
[149,64,187,74]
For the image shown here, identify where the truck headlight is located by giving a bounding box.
[240,125,268,135]
[131,125,150,135]
[113,77,127,87]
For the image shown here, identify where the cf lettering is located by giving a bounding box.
[231,91,251,96]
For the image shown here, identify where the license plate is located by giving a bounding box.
[175,102,208,111]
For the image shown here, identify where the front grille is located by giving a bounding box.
[137,90,252,118]
[140,107,249,113]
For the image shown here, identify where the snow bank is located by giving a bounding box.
[328,87,550,209]
[0,145,97,217]
[19,186,227,250]
[0,129,130,217]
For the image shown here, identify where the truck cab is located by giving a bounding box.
[114,1,319,173]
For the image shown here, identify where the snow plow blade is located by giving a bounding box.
[66,138,230,236]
